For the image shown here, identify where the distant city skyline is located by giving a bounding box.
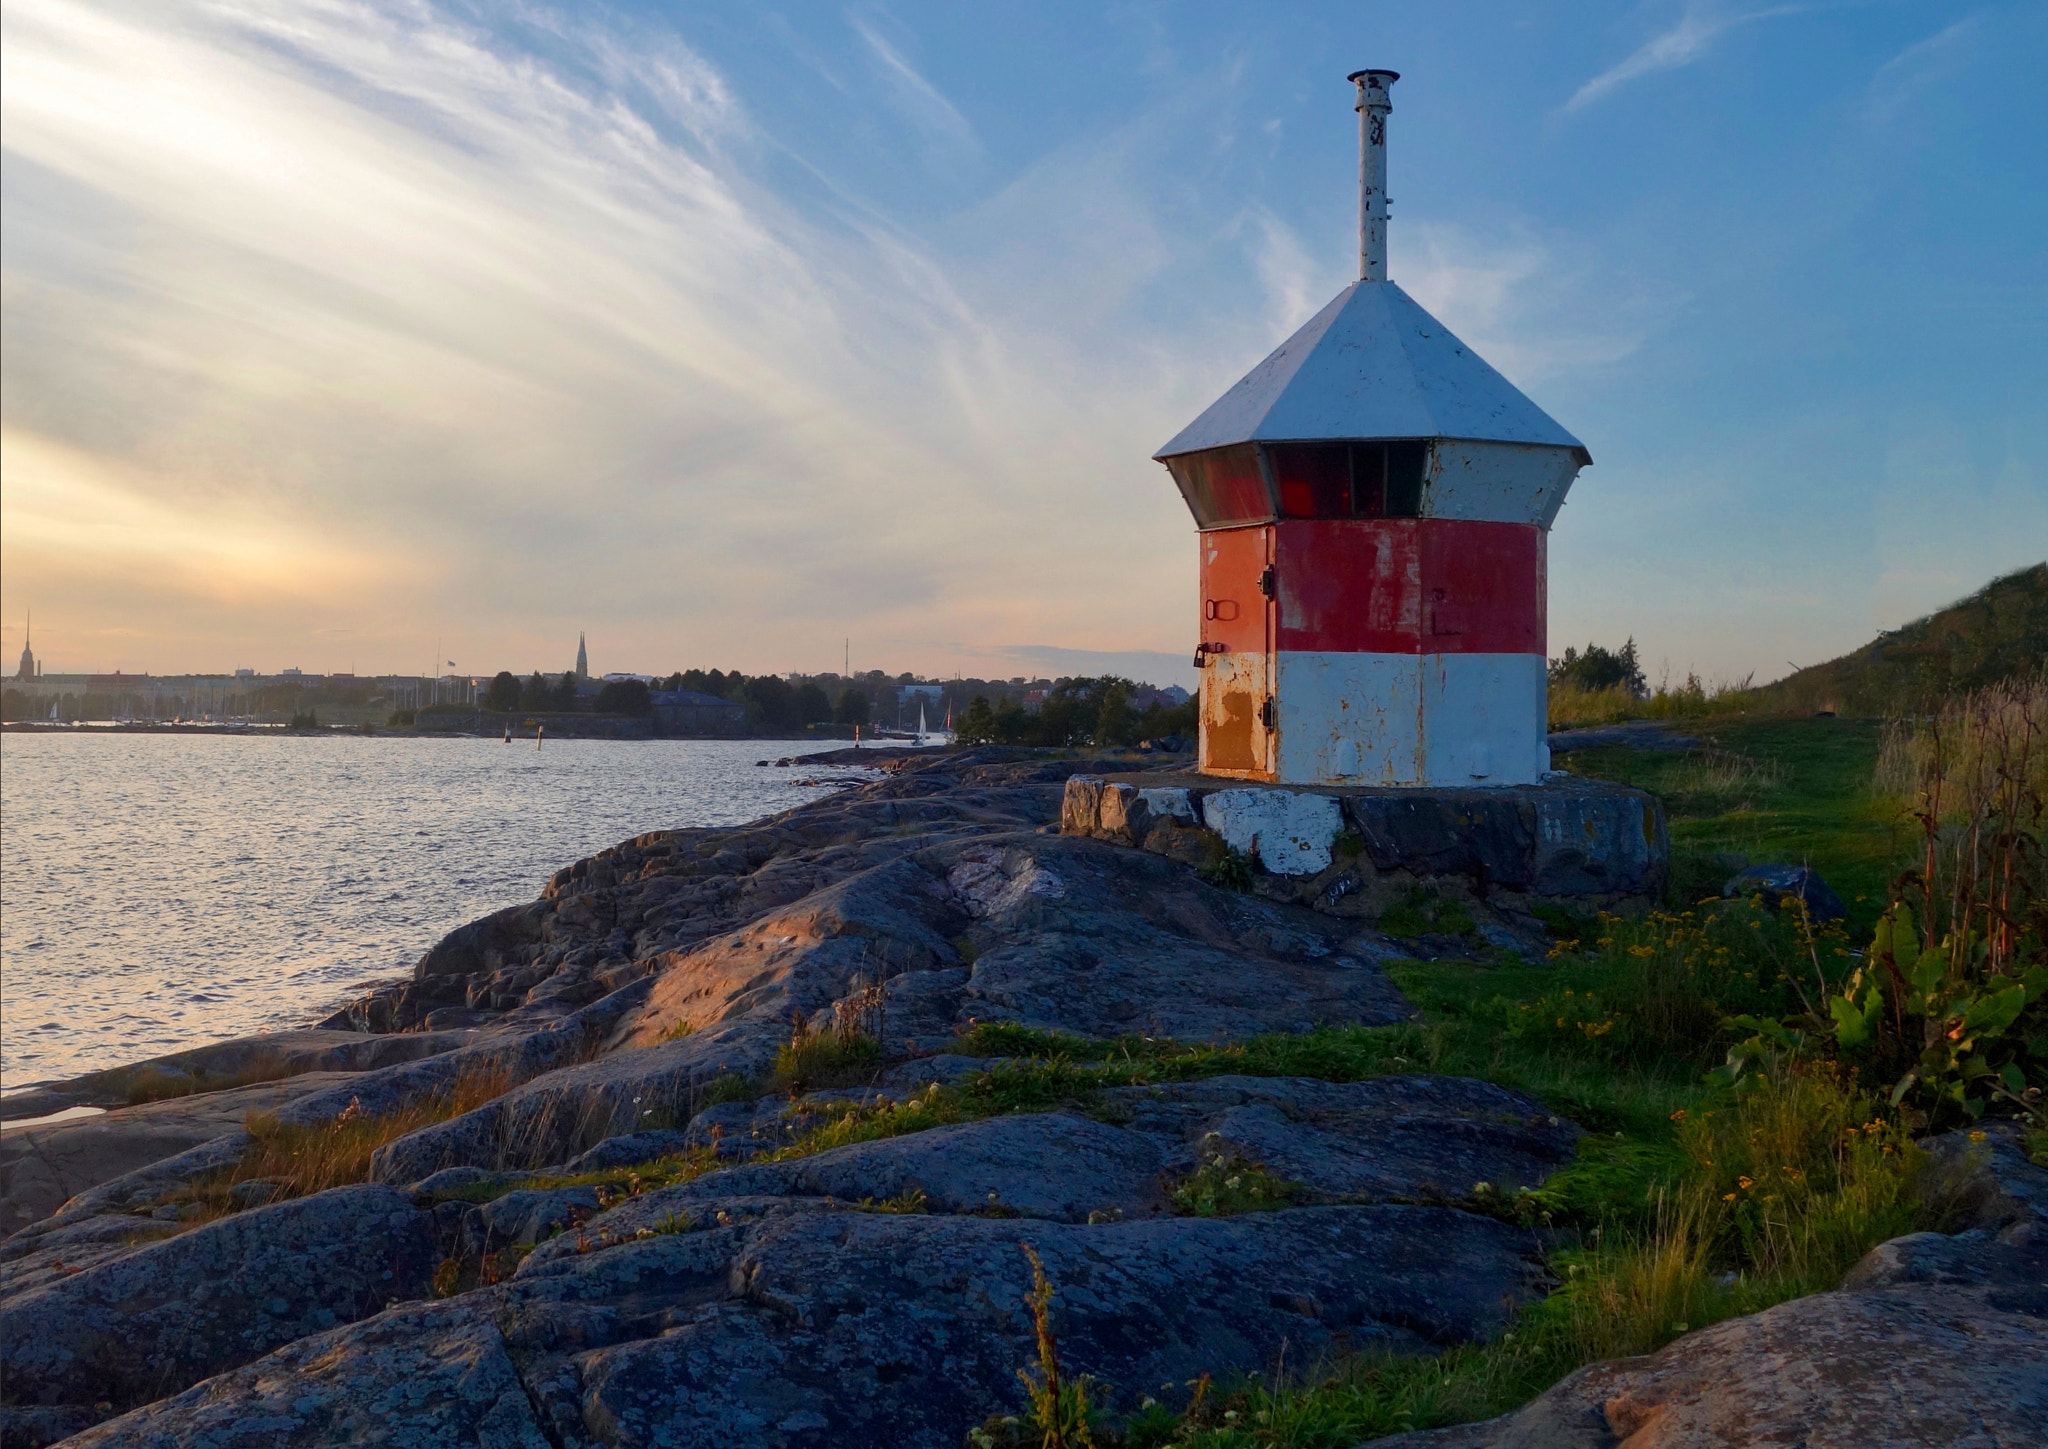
[3,1,2042,688]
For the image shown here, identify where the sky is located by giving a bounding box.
[2,0,2043,689]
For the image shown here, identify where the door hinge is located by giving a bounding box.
[1258,567,1276,599]
[1259,697,1277,728]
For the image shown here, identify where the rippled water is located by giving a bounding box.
[0,733,877,1088]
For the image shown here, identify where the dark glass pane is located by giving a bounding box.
[1351,445,1386,517]
[1270,444,1352,518]
[1164,445,1273,526]
[1385,440,1427,517]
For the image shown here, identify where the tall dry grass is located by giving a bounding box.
[1874,671,2047,975]
[1548,673,1763,732]
[161,1060,516,1222]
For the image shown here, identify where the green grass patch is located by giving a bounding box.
[1558,717,1911,931]
[1376,889,1476,940]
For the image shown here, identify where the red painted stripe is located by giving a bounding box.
[1265,520,1544,655]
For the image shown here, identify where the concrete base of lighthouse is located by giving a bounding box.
[1061,771,1667,920]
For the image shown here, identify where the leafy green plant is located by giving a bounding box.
[1821,903,2042,1125]
[1197,838,1254,892]
[1169,1153,1300,1216]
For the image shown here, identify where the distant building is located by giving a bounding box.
[650,689,747,736]
[15,616,35,681]
[575,633,589,679]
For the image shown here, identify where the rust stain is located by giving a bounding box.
[1207,688,1258,772]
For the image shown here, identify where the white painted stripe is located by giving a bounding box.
[1423,439,1583,527]
[1264,651,1549,787]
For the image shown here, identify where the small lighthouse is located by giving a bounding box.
[1157,70,1589,787]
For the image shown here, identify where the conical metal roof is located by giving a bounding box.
[1155,280,1588,460]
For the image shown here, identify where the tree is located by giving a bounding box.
[835,687,871,726]
[793,682,833,724]
[661,672,685,692]
[1093,680,1134,746]
[956,695,997,744]
[484,671,521,712]
[519,671,552,710]
[1549,639,1647,697]
[742,674,793,731]
[552,672,581,711]
[593,679,652,716]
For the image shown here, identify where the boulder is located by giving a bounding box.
[1368,1285,2046,1449]
[362,835,1411,1181]
[560,1128,693,1175]
[0,1185,438,1426]
[1099,1074,1581,1200]
[0,1072,359,1236]
[1367,1122,2048,1448]
[1723,864,1847,922]
[520,1076,1573,1266]
[60,1299,548,1449]
[80,1205,1549,1449]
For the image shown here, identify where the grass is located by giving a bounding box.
[155,1062,516,1226]
[1376,889,1476,941]
[1558,716,1912,930]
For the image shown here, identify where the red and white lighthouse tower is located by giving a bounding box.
[1157,69,1589,787]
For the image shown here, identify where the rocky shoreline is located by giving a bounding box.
[1,746,2041,1447]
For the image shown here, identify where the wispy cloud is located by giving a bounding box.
[848,10,979,158]
[1863,15,1983,125]
[1564,2,1803,113]
[0,0,1654,679]
[0,0,1191,673]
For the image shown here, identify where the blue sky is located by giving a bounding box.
[2,0,2041,685]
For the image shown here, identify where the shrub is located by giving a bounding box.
[1768,675,2048,1128]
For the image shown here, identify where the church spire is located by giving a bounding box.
[575,632,588,679]
[16,611,36,682]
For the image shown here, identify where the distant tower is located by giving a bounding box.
[15,613,35,682]
[575,633,588,679]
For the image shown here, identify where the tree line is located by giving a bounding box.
[474,667,1195,744]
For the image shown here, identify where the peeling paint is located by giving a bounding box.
[1201,788,1344,875]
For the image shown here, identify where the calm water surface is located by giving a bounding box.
[0,733,877,1088]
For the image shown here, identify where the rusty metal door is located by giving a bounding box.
[1197,524,1275,778]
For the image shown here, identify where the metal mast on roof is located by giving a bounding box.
[1348,69,1398,283]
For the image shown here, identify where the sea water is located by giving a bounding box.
[0,733,877,1089]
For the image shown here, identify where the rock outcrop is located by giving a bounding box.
[1367,1123,2048,1448]
[0,746,2029,1449]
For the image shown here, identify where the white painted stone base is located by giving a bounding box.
[1199,789,1344,875]
[1270,651,1547,787]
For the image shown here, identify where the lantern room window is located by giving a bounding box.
[1270,441,1429,519]
[1164,444,1272,527]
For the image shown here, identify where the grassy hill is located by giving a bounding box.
[1759,562,2046,715]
